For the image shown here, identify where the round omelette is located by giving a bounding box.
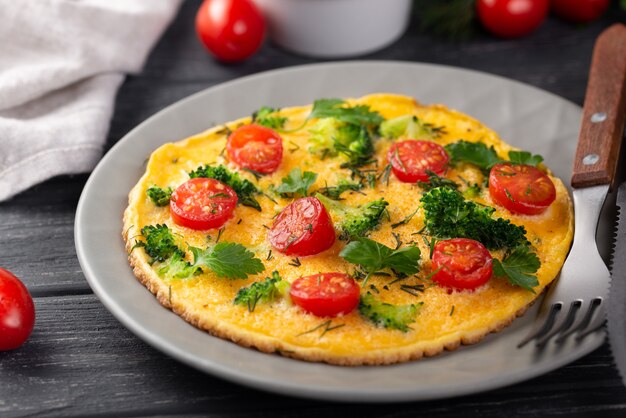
[123,94,573,366]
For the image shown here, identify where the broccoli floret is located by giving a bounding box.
[316,179,363,200]
[158,251,202,279]
[252,106,287,130]
[146,185,173,207]
[134,224,183,264]
[316,193,389,240]
[359,292,421,332]
[420,187,529,250]
[189,165,261,211]
[380,115,445,140]
[307,118,374,165]
[233,271,290,312]
[416,170,460,192]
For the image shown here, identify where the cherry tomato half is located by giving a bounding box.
[489,163,556,215]
[387,140,449,183]
[170,178,238,230]
[226,124,283,174]
[0,268,35,351]
[551,0,609,23]
[290,273,360,317]
[195,0,265,62]
[477,0,549,38]
[432,238,494,290]
[268,197,335,257]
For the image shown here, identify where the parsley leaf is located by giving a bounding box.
[420,187,529,250]
[309,99,384,127]
[492,246,540,292]
[445,140,504,171]
[188,242,265,279]
[233,271,289,312]
[189,165,261,211]
[134,224,183,264]
[146,186,173,207]
[252,106,287,130]
[359,292,421,332]
[340,237,421,284]
[508,150,544,166]
[275,168,318,197]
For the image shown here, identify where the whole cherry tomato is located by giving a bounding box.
[195,0,265,63]
[0,268,35,351]
[477,0,549,38]
[551,0,609,23]
[290,273,360,317]
[489,163,556,215]
[431,238,494,290]
[170,178,238,230]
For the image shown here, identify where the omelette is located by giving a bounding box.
[123,94,573,366]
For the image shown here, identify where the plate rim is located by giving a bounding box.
[75,60,604,403]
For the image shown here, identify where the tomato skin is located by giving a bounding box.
[551,0,609,23]
[432,239,493,290]
[387,140,449,183]
[290,273,360,317]
[0,268,35,351]
[170,178,238,230]
[227,124,283,174]
[195,0,265,63]
[268,197,335,257]
[477,0,549,38]
[489,163,556,215]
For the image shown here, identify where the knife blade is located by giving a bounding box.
[608,182,626,386]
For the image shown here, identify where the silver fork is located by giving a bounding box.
[519,24,626,348]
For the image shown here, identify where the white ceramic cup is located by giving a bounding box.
[253,0,413,58]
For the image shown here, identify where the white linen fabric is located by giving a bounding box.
[0,0,182,201]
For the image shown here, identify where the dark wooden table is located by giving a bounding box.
[2,2,626,416]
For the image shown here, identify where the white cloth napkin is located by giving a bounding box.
[0,0,182,201]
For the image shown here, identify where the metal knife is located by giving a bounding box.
[609,182,626,386]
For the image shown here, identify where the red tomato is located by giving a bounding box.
[489,163,556,215]
[0,268,35,351]
[387,140,449,183]
[551,0,609,23]
[227,124,283,174]
[432,239,493,290]
[268,197,335,256]
[170,178,238,230]
[477,0,549,38]
[195,0,265,63]
[290,273,360,317]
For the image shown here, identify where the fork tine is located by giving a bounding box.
[555,298,601,342]
[576,299,606,340]
[535,300,582,347]
[517,303,562,348]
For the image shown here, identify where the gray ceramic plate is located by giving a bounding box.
[75,61,605,403]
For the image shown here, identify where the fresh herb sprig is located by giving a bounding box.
[416,170,460,192]
[308,99,384,127]
[187,242,265,279]
[275,168,318,197]
[445,141,545,171]
[493,246,540,292]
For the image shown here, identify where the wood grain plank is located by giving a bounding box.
[0,294,624,418]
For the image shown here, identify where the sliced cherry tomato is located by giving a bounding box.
[551,0,609,23]
[0,268,35,351]
[268,197,335,256]
[387,140,449,183]
[195,0,265,63]
[432,238,493,290]
[226,124,283,174]
[477,0,549,38]
[170,178,238,230]
[290,273,360,317]
[489,163,556,215]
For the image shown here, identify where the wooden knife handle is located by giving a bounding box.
[571,24,626,190]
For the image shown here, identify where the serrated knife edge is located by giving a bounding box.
[608,182,626,386]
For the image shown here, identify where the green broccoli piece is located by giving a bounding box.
[316,179,363,200]
[252,106,287,130]
[146,185,173,207]
[233,271,290,312]
[380,115,445,140]
[307,119,373,165]
[134,224,183,264]
[359,292,422,332]
[416,170,460,192]
[158,251,203,279]
[316,193,389,240]
[189,165,261,211]
[420,187,529,250]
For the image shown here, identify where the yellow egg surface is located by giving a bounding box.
[123,94,573,366]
